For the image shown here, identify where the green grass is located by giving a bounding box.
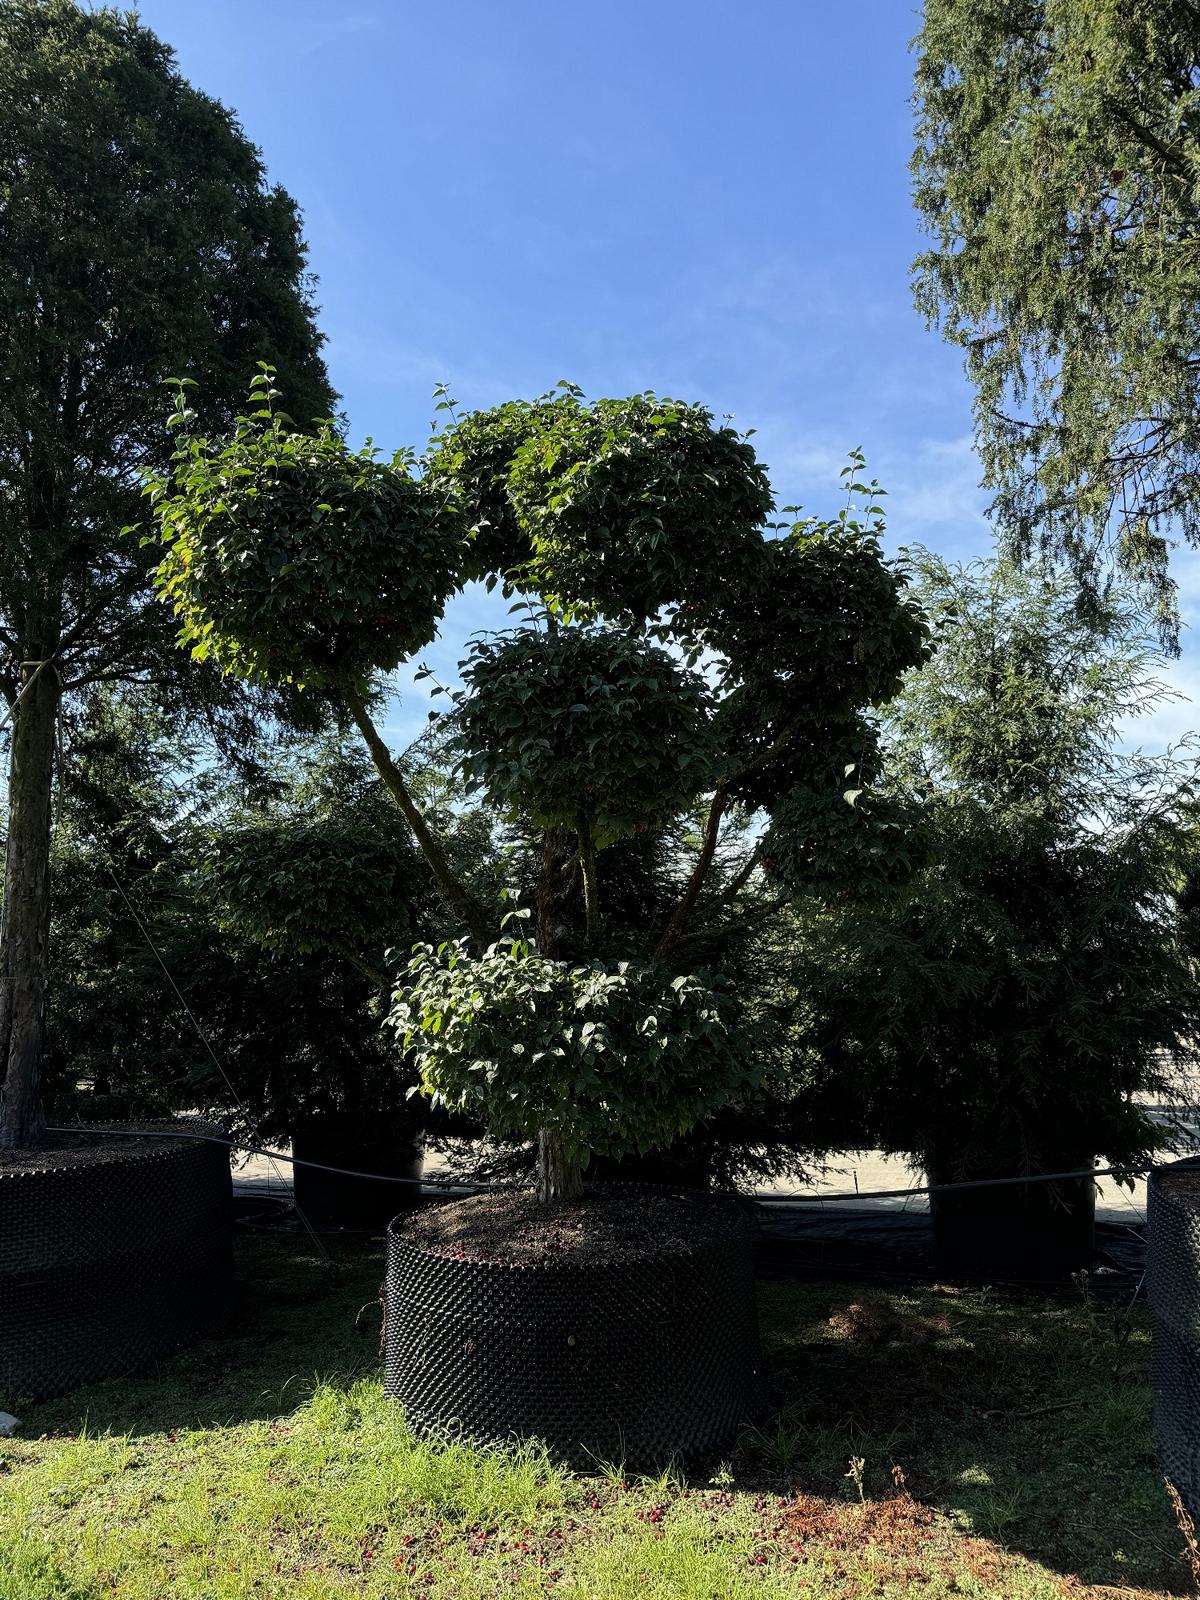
[0,1232,1187,1598]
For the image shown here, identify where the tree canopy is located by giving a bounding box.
[796,553,1199,1181]
[152,380,931,1199]
[913,0,1200,642]
[0,0,334,1145]
[0,0,333,701]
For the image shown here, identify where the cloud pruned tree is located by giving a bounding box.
[152,383,931,1202]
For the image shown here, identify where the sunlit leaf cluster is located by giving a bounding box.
[151,376,465,691]
[391,935,756,1164]
[453,626,714,846]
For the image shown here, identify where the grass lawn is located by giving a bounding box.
[0,1230,1186,1599]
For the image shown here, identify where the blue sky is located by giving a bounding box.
[135,0,1198,751]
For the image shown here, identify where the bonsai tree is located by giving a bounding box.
[0,1,334,1148]
[151,382,931,1203]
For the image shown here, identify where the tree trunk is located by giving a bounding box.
[0,664,60,1148]
[536,828,577,956]
[533,840,587,1205]
[577,816,602,949]
[537,1128,583,1204]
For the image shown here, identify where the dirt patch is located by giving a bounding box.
[779,1487,1066,1595]
[783,1487,936,1554]
[826,1295,953,1349]
[400,1186,745,1266]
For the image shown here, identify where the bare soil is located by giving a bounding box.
[400,1184,746,1266]
[0,1130,180,1173]
[1158,1166,1200,1206]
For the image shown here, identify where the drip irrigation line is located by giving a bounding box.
[44,1124,1159,1203]
[752,1162,1156,1204]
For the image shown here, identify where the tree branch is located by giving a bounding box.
[577,815,602,949]
[344,686,492,953]
[334,942,391,993]
[653,783,728,961]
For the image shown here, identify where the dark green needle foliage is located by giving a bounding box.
[913,0,1200,641]
[200,815,424,964]
[39,701,414,1144]
[796,553,1199,1181]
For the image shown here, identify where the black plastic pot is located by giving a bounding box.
[291,1111,423,1230]
[383,1191,761,1468]
[1148,1156,1200,1522]
[926,1148,1096,1279]
[0,1121,233,1401]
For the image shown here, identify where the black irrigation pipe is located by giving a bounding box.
[44,1125,1158,1205]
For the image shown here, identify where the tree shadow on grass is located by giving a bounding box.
[20,1230,388,1439]
[745,1278,1188,1595]
[16,1234,1190,1595]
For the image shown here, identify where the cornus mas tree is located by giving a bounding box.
[151,376,931,1202]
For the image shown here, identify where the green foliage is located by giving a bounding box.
[427,387,775,621]
[758,734,926,898]
[392,935,756,1165]
[152,364,930,1184]
[151,373,465,691]
[796,554,1198,1173]
[712,521,929,709]
[912,0,1200,641]
[706,508,933,811]
[39,702,426,1141]
[0,0,335,1142]
[453,625,715,846]
[199,814,423,959]
[422,394,570,581]
[508,392,774,622]
[0,0,333,693]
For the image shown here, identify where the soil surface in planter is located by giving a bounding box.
[0,1132,169,1171]
[1157,1168,1200,1202]
[401,1186,745,1266]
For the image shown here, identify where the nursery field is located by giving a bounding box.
[0,1233,1183,1600]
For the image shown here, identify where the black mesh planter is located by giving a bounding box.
[0,1122,234,1402]
[383,1191,761,1469]
[1148,1156,1200,1521]
[927,1147,1096,1279]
